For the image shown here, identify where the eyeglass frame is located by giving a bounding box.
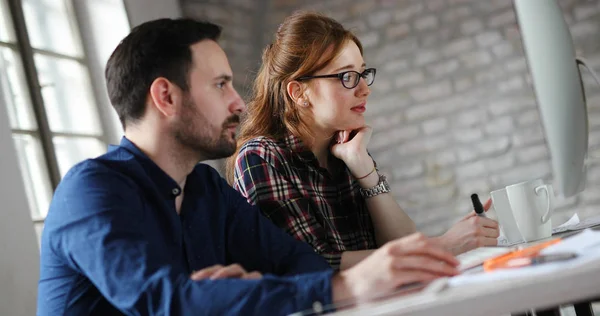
[296,68,377,89]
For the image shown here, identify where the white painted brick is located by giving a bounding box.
[588,130,600,148]
[505,56,528,73]
[395,70,426,88]
[475,65,505,84]
[484,153,516,173]
[442,6,473,23]
[497,75,525,93]
[404,100,442,122]
[422,117,448,135]
[453,77,474,92]
[350,0,375,14]
[344,20,368,33]
[427,59,460,78]
[409,80,453,103]
[375,38,419,62]
[488,96,536,116]
[426,150,457,168]
[495,161,552,186]
[443,38,475,58]
[424,167,455,188]
[397,134,452,156]
[452,108,487,127]
[574,3,600,21]
[459,179,491,197]
[516,144,550,164]
[386,59,410,71]
[457,147,479,163]
[456,160,487,180]
[368,94,412,116]
[414,15,439,32]
[392,161,425,180]
[492,42,515,58]
[368,11,392,29]
[485,116,514,135]
[461,18,484,35]
[372,79,392,94]
[359,31,380,49]
[412,185,458,208]
[478,136,511,156]
[369,125,420,151]
[460,51,493,68]
[386,23,411,39]
[453,128,484,143]
[570,20,599,38]
[414,50,440,66]
[391,177,428,198]
[426,0,447,12]
[393,3,424,22]
[512,126,545,147]
[488,10,516,28]
[475,31,503,47]
[368,112,404,130]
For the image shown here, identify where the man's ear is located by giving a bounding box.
[286,81,309,107]
[149,77,181,117]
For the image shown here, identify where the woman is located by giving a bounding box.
[226,11,499,270]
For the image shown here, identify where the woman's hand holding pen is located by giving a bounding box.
[431,199,501,255]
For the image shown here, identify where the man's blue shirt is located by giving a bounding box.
[37,137,333,315]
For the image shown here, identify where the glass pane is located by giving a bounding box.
[34,222,44,249]
[35,54,102,135]
[53,136,106,177]
[22,0,81,57]
[12,133,53,220]
[0,0,16,42]
[0,47,37,130]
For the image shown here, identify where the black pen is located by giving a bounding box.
[471,193,487,218]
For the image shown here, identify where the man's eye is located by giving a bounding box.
[217,81,226,89]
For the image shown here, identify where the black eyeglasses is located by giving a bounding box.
[296,68,377,89]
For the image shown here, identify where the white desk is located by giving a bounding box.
[330,229,600,316]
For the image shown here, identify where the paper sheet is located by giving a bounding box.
[450,229,600,288]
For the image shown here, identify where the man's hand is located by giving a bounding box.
[433,198,500,255]
[332,233,459,303]
[190,264,262,281]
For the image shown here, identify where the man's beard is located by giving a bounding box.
[173,98,240,161]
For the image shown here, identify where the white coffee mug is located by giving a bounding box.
[505,179,554,242]
[490,188,523,244]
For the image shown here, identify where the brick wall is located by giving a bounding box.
[182,0,600,236]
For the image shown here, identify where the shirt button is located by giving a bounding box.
[172,188,181,196]
[312,301,323,313]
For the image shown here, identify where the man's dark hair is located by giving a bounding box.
[105,18,221,129]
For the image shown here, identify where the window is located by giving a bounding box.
[0,0,118,243]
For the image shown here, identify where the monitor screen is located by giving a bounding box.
[514,0,589,198]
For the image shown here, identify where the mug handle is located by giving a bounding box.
[535,185,552,223]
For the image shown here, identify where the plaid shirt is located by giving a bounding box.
[233,134,377,270]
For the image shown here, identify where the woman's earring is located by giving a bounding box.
[303,101,308,106]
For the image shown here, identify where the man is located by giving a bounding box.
[37,18,459,315]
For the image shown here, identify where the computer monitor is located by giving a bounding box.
[514,0,600,198]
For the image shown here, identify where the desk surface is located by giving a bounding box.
[329,227,600,316]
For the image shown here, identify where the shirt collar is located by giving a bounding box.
[283,133,316,163]
[283,133,347,177]
[109,137,183,199]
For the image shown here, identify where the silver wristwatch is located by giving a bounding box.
[359,174,390,198]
